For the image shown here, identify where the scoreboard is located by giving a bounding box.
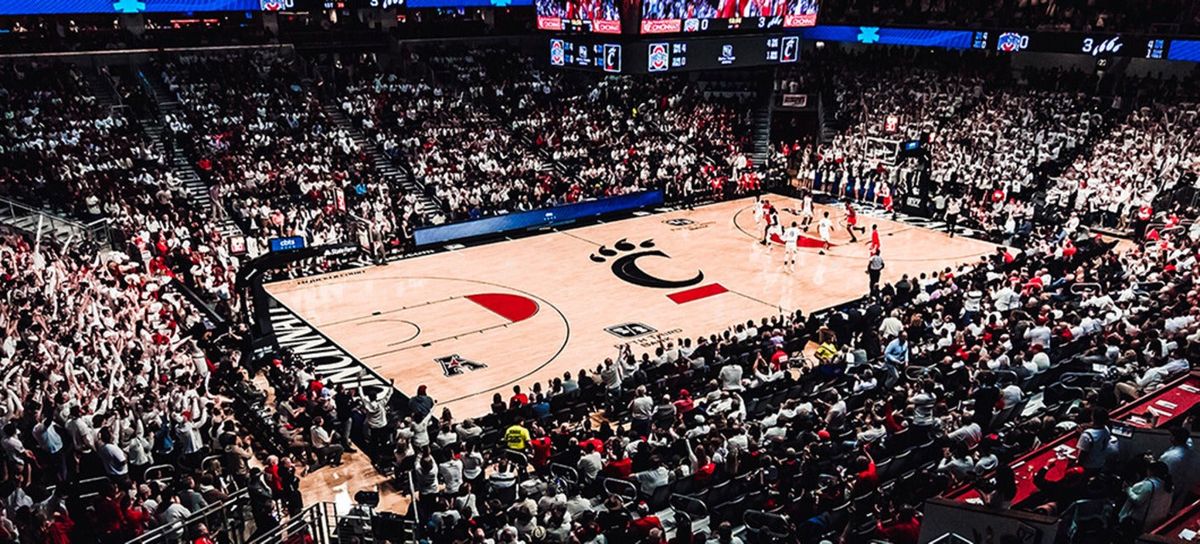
[549,33,800,73]
[549,38,624,72]
[800,25,1200,63]
[645,35,799,71]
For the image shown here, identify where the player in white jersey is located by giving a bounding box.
[817,211,833,252]
[753,197,765,225]
[781,221,801,272]
[800,191,815,230]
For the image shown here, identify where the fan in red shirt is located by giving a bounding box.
[876,507,921,544]
[628,502,664,541]
[603,450,634,479]
[673,390,696,416]
[851,448,879,495]
[192,524,217,544]
[43,510,74,544]
[579,437,605,454]
[509,385,530,408]
[1062,239,1077,258]
[530,436,553,468]
[769,346,789,370]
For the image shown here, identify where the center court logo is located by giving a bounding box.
[590,238,704,289]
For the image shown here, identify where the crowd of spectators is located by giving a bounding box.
[0,57,343,544]
[333,48,767,221]
[158,49,410,258]
[1052,78,1200,229]
[932,68,1103,208]
[0,60,244,323]
[333,50,570,223]
[393,198,1200,542]
[807,49,1200,238]
[0,62,173,222]
[5,41,1200,544]
[0,226,308,543]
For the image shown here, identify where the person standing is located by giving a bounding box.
[800,190,814,231]
[867,250,885,295]
[946,196,962,237]
[1134,202,1153,241]
[760,202,779,246]
[278,457,304,516]
[845,202,864,242]
[782,222,801,272]
[1159,426,1200,509]
[683,177,697,211]
[868,224,881,253]
[817,211,833,252]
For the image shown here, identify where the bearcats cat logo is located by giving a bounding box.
[590,239,704,289]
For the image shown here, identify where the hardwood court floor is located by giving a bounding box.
[266,196,998,417]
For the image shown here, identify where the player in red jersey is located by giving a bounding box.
[877,181,894,216]
[844,201,865,243]
[868,224,881,254]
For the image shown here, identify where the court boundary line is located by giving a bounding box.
[269,275,572,406]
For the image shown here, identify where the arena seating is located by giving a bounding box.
[3,24,1200,544]
[1054,83,1200,229]
[155,50,409,258]
[397,217,1200,542]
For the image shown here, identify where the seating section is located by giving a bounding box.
[1054,87,1200,228]
[398,216,1200,542]
[157,50,406,257]
[811,49,1197,237]
[3,43,1200,544]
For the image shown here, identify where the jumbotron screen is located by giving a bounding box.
[536,0,621,33]
[640,0,818,34]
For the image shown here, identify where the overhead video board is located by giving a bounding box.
[640,0,818,34]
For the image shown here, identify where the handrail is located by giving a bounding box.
[0,196,92,231]
[0,195,110,247]
[127,488,250,544]
[408,470,420,538]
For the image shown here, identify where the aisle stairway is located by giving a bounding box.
[750,76,774,170]
[319,102,443,219]
[83,68,118,108]
[139,69,244,239]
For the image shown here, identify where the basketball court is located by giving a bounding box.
[265,195,999,416]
